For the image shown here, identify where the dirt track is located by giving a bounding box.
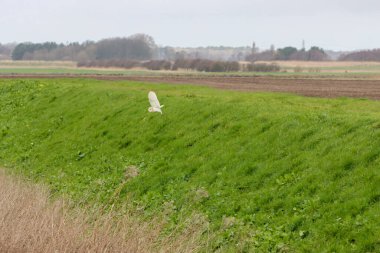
[3,74,380,100]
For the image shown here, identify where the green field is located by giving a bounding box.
[2,60,380,78]
[1,78,380,252]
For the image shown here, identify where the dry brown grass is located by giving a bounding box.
[257,60,380,68]
[0,170,209,252]
[0,60,76,68]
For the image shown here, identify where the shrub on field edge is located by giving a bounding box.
[246,63,281,72]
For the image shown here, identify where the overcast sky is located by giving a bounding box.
[1,0,380,50]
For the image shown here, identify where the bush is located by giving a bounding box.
[194,60,213,72]
[224,61,240,72]
[246,63,280,72]
[77,60,140,69]
[78,58,241,72]
[142,60,172,70]
[172,59,240,72]
[210,61,225,72]
[172,59,193,70]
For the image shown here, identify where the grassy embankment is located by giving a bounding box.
[0,78,379,252]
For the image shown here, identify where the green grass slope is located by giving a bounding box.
[0,78,379,252]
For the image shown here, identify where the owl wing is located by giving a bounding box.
[148,91,161,109]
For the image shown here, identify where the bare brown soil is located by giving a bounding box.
[3,73,380,100]
[0,169,208,252]
[122,75,380,99]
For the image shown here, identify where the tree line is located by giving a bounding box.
[6,34,380,63]
[338,49,380,61]
[11,34,157,61]
[78,58,281,72]
[10,34,330,63]
[246,46,329,61]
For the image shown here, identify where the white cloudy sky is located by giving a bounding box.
[1,0,380,50]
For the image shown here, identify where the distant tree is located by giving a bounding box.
[95,34,156,61]
[175,51,187,60]
[12,43,32,60]
[246,63,280,72]
[246,50,276,62]
[276,47,298,60]
[227,51,245,61]
[307,46,328,61]
[156,46,176,60]
[126,33,156,60]
[130,34,156,49]
[289,50,308,61]
[0,43,15,59]
[12,42,58,60]
[338,49,380,61]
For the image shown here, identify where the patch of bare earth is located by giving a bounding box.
[0,170,209,252]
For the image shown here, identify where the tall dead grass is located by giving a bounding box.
[0,60,76,68]
[257,60,380,68]
[0,170,209,252]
